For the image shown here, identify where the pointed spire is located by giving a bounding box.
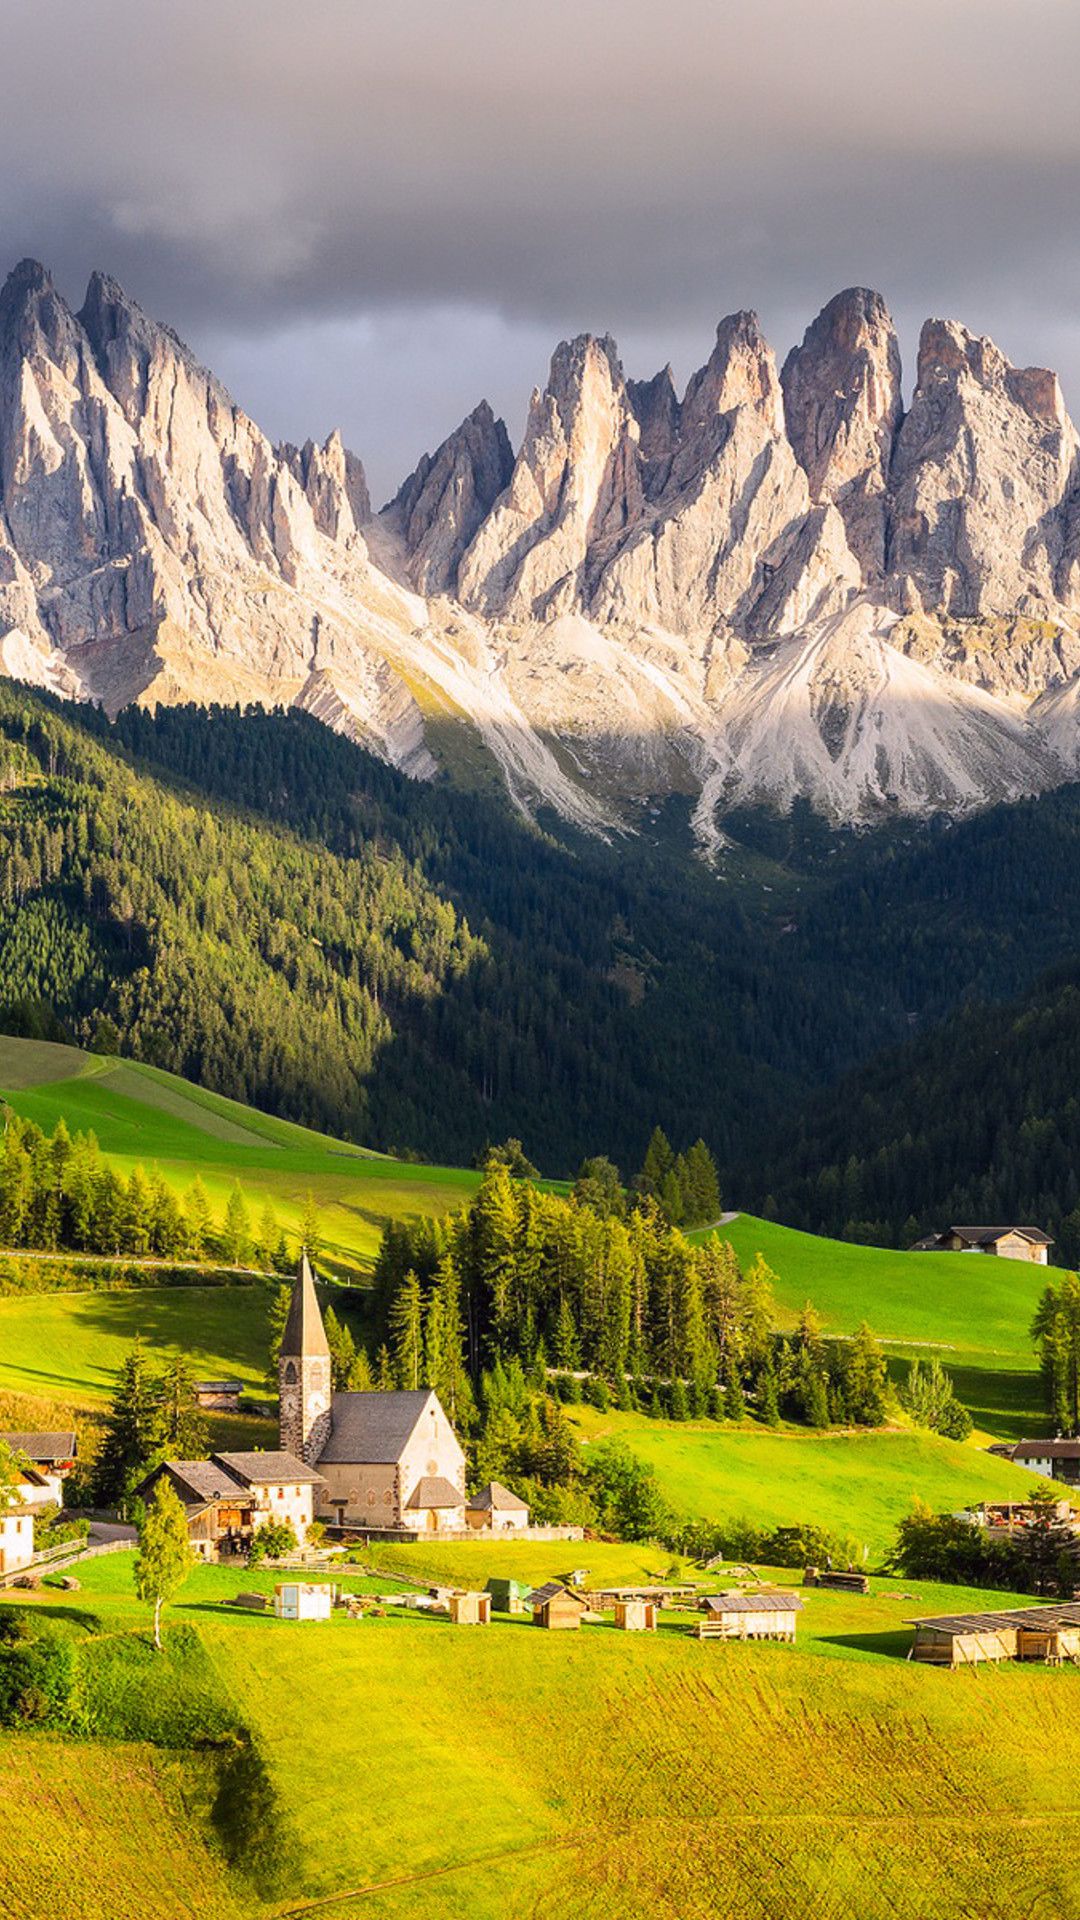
[281,1252,330,1358]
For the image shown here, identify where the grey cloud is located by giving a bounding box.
[3,0,1080,495]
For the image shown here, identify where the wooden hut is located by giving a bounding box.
[528,1581,589,1630]
[485,1576,532,1615]
[909,1601,1080,1667]
[697,1591,802,1642]
[614,1598,657,1632]
[449,1590,492,1626]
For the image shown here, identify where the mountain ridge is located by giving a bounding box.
[4,259,1080,829]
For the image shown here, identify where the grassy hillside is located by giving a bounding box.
[0,1033,478,1276]
[10,1559,1080,1919]
[568,1406,1049,1559]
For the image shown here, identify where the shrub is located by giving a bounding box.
[248,1520,298,1565]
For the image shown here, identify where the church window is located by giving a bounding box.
[283,1361,297,1386]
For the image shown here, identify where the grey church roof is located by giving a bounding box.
[317,1389,439,1465]
[468,1480,529,1512]
[281,1253,330,1358]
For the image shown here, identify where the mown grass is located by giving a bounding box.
[568,1405,1050,1559]
[12,1562,1080,1920]
[0,1035,479,1275]
[716,1211,1052,1365]
[0,1283,274,1406]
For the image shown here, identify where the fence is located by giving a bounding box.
[0,1535,132,1589]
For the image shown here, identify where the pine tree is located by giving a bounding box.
[134,1478,195,1650]
[120,1166,152,1256]
[375,1343,395,1390]
[299,1191,322,1261]
[184,1177,212,1259]
[639,1126,675,1198]
[266,1281,293,1385]
[256,1198,279,1269]
[92,1341,167,1507]
[324,1305,358,1391]
[682,1140,721,1226]
[157,1355,208,1457]
[843,1322,889,1427]
[148,1170,184,1257]
[390,1270,424,1390]
[222,1183,252,1265]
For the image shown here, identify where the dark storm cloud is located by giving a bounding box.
[3,0,1080,497]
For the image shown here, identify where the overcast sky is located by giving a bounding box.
[3,0,1080,501]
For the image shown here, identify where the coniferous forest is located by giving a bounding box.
[8,687,1080,1243]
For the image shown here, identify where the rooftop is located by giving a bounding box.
[703,1590,804,1614]
[318,1389,445,1465]
[404,1475,466,1510]
[0,1430,77,1463]
[467,1480,529,1512]
[213,1451,325,1487]
[281,1253,330,1359]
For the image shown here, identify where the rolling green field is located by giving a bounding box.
[0,1035,479,1275]
[569,1406,1050,1558]
[9,1558,1080,1920]
[0,1284,273,1406]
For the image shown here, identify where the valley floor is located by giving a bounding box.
[8,1550,1080,1920]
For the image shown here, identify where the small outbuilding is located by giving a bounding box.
[465,1482,530,1532]
[449,1590,492,1626]
[614,1599,657,1632]
[193,1380,244,1411]
[273,1581,333,1622]
[909,1601,1080,1668]
[698,1591,803,1642]
[529,1581,590,1630]
[484,1576,532,1615]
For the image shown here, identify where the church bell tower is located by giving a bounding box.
[278,1252,332,1463]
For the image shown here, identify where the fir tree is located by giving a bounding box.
[390,1270,424,1390]
[157,1354,208,1457]
[184,1177,212,1259]
[222,1182,252,1265]
[92,1341,167,1507]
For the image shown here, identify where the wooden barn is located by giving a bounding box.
[449,1591,492,1626]
[614,1599,657,1631]
[910,1602,1080,1667]
[697,1591,803,1642]
[528,1582,590,1630]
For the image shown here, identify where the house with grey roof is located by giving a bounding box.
[278,1258,467,1532]
[910,1225,1053,1263]
[134,1449,324,1560]
[466,1480,530,1533]
[0,1430,77,1511]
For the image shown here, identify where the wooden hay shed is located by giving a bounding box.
[449,1590,492,1626]
[698,1591,803,1642]
[909,1601,1080,1668]
[529,1581,589,1630]
[614,1599,657,1632]
[485,1577,532,1615]
[273,1581,333,1622]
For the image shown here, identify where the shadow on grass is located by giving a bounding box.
[816,1629,914,1660]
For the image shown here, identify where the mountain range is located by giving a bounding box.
[4,259,1080,829]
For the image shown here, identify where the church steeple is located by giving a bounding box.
[278,1253,332,1463]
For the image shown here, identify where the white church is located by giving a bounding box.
[279,1256,528,1535]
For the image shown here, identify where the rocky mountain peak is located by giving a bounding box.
[386,399,512,596]
[781,286,902,579]
[683,310,783,439]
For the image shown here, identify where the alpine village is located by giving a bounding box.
[9,7,1080,1919]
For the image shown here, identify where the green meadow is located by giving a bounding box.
[0,1035,479,1276]
[8,1556,1080,1920]
[568,1405,1050,1559]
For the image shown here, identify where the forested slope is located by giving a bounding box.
[8,689,1080,1197]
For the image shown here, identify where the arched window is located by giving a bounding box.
[283,1360,297,1385]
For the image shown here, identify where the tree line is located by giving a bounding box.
[0,1111,294,1267]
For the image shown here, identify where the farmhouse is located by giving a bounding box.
[909,1601,1080,1667]
[0,1460,40,1574]
[135,1450,324,1560]
[0,1431,77,1510]
[988,1438,1080,1487]
[465,1481,530,1532]
[697,1591,803,1641]
[910,1225,1053,1264]
[278,1256,467,1531]
[529,1582,590,1629]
